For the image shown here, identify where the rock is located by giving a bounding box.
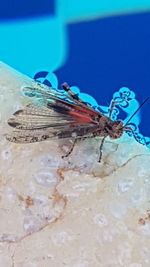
[0,62,150,266]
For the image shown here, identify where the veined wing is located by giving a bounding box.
[6,103,98,143]
[7,81,102,143]
[23,81,71,100]
[6,123,98,143]
[7,99,98,130]
[22,81,101,117]
[7,104,78,130]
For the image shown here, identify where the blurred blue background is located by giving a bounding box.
[0,0,150,138]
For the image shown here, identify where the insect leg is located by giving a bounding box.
[62,82,87,106]
[109,99,125,119]
[98,136,106,162]
[62,134,107,162]
[62,138,77,159]
[61,135,94,159]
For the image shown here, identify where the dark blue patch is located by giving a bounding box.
[55,12,150,137]
[34,71,52,87]
[0,0,54,20]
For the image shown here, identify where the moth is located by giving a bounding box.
[6,81,147,162]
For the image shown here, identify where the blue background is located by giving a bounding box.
[0,0,150,138]
[0,0,54,19]
[56,12,150,138]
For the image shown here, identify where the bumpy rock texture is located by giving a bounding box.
[0,62,150,267]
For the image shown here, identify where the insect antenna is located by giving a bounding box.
[124,97,150,126]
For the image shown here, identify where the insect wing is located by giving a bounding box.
[7,105,98,143]
[7,81,103,143]
[22,81,73,103]
[7,104,81,130]
[22,81,101,117]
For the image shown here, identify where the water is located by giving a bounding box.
[0,1,150,138]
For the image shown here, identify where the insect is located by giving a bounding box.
[6,81,148,162]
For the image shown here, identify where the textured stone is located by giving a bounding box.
[0,62,150,267]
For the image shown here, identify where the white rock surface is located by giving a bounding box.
[0,62,150,267]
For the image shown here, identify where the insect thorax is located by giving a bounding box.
[96,117,124,139]
[108,120,124,139]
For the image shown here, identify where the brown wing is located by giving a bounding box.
[22,81,101,116]
[6,82,102,143]
[6,104,98,143]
